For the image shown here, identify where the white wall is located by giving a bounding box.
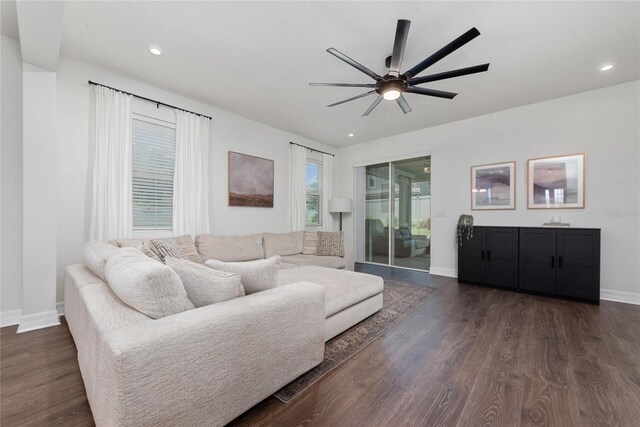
[20,63,59,331]
[1,36,24,322]
[335,80,640,301]
[55,57,335,303]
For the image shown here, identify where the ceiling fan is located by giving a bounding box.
[310,19,489,116]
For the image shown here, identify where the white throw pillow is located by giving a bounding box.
[302,232,319,255]
[165,257,245,307]
[205,256,281,295]
[105,249,195,319]
[82,240,122,281]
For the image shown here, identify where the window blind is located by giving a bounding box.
[306,159,323,225]
[132,118,176,229]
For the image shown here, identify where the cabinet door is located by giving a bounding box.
[519,228,556,294]
[486,227,518,289]
[556,229,600,301]
[458,227,486,284]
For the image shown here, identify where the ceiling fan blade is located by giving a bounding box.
[327,90,376,107]
[389,19,411,77]
[327,48,382,81]
[362,96,383,116]
[403,27,481,79]
[309,83,376,88]
[396,95,412,114]
[409,63,490,85]
[406,86,457,99]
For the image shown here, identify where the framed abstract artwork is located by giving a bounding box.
[228,151,274,207]
[527,153,585,209]
[471,161,516,210]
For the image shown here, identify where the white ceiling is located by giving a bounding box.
[3,1,639,147]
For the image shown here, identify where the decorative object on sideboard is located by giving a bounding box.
[228,151,274,207]
[471,161,516,210]
[329,198,352,231]
[527,153,585,209]
[456,214,474,246]
[542,215,571,227]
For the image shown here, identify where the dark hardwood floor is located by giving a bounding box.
[2,268,639,426]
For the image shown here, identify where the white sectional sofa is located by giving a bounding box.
[65,263,325,427]
[65,234,382,426]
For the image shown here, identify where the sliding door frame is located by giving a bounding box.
[358,151,432,272]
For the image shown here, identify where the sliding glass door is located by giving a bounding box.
[364,157,431,271]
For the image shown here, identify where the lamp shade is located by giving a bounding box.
[329,198,352,213]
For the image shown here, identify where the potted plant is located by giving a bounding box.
[456,214,474,246]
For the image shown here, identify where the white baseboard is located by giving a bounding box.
[1,302,64,329]
[600,289,640,305]
[428,267,457,278]
[16,310,60,333]
[1,309,22,328]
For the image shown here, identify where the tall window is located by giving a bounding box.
[306,159,323,225]
[131,117,176,231]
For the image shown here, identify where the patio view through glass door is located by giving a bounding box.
[364,157,431,271]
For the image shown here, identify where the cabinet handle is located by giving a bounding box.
[487,251,491,262]
[558,256,563,269]
[481,250,484,261]
[551,255,555,268]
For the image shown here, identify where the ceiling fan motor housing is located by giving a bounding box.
[376,75,408,95]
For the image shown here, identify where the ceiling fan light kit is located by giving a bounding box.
[310,19,490,116]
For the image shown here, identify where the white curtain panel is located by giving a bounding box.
[290,144,307,231]
[89,86,133,241]
[173,110,211,236]
[322,153,334,231]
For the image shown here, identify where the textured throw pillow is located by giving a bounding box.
[150,235,203,264]
[165,257,245,307]
[151,239,183,262]
[82,240,122,281]
[317,231,345,257]
[112,239,162,262]
[105,249,194,319]
[302,232,319,255]
[205,256,281,295]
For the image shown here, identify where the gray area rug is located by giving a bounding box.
[274,280,438,403]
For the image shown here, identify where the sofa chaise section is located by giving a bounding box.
[64,263,325,427]
[278,266,384,341]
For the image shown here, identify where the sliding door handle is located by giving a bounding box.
[481,250,484,261]
[558,256,563,269]
[551,255,555,268]
[487,251,491,262]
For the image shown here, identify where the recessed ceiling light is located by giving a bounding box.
[348,133,354,137]
[600,64,614,71]
[148,45,163,56]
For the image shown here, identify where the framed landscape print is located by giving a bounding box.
[527,153,585,209]
[228,151,274,207]
[471,161,516,210]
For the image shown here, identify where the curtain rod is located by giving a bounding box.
[88,80,212,120]
[289,141,334,157]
